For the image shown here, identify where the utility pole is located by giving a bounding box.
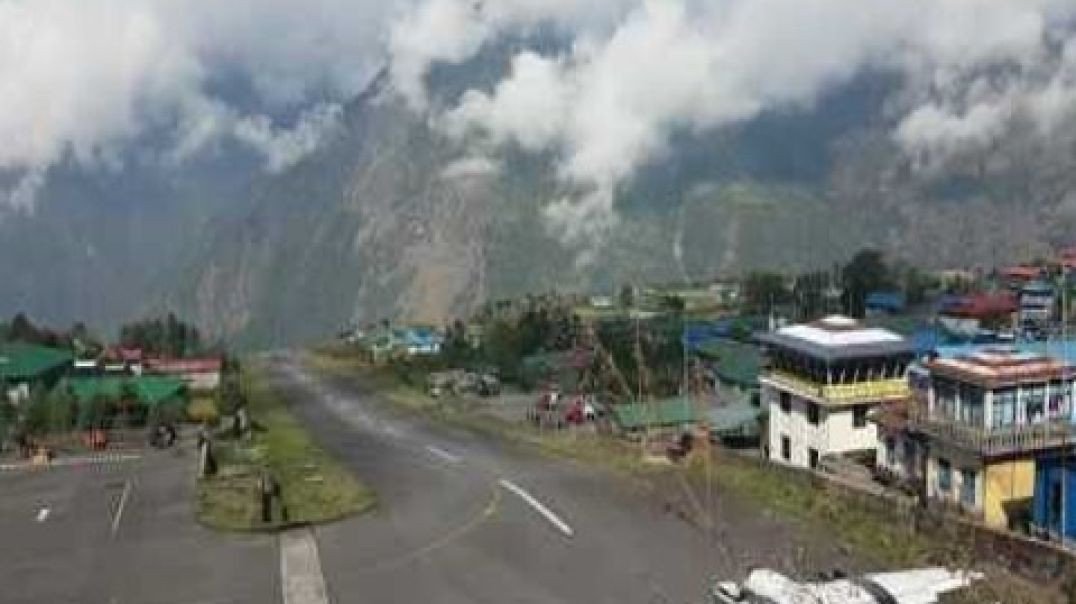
[1061,273,1068,548]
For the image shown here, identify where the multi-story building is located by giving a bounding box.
[1018,280,1055,329]
[911,347,1076,529]
[873,364,931,488]
[758,315,914,470]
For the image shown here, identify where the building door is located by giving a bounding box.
[808,448,819,470]
[1050,479,1063,532]
[781,435,791,461]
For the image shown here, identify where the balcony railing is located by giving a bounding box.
[763,370,910,406]
[910,411,1076,457]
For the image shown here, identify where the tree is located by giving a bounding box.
[742,272,790,315]
[841,249,893,318]
[619,284,635,309]
[482,319,524,380]
[792,271,829,321]
[119,314,203,357]
[660,295,686,314]
[896,264,937,306]
[78,394,111,430]
[9,313,40,343]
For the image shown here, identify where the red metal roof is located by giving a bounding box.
[926,348,1073,388]
[999,265,1044,281]
[941,292,1017,319]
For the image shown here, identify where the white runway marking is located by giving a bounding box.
[35,506,50,522]
[498,479,574,538]
[425,445,462,464]
[281,528,330,604]
[111,480,132,537]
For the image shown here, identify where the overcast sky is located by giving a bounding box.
[4,0,1076,222]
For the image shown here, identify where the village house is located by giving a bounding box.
[402,327,443,356]
[66,375,188,426]
[910,347,1076,529]
[872,364,930,489]
[1033,451,1076,545]
[758,315,914,470]
[937,291,1017,339]
[1017,279,1055,331]
[0,343,73,404]
[144,357,223,392]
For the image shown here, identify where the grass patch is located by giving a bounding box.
[697,452,932,565]
[196,361,376,532]
[693,453,1061,603]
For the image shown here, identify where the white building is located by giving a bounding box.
[758,315,914,470]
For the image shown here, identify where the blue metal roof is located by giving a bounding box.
[865,291,906,311]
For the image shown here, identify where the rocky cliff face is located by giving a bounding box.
[8,59,1076,347]
[175,66,1076,347]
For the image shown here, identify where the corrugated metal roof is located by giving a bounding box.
[696,339,761,388]
[0,343,73,381]
[612,398,699,430]
[67,376,186,406]
[707,401,762,436]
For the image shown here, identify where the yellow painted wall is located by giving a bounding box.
[983,459,1035,528]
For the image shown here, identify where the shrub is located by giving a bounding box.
[187,398,220,424]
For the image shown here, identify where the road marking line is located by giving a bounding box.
[111,480,132,537]
[35,506,50,522]
[356,482,501,574]
[425,445,461,464]
[280,528,330,604]
[498,479,574,538]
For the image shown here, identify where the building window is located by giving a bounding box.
[992,388,1016,429]
[1048,380,1071,419]
[937,458,951,492]
[781,435,791,461]
[935,379,958,420]
[779,391,791,414]
[960,385,985,427]
[1024,385,1046,424]
[960,469,977,507]
[806,402,820,425]
[808,448,819,470]
[852,404,869,428]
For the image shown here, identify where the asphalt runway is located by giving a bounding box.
[274,354,851,603]
[0,441,276,604]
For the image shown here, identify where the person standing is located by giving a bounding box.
[259,470,287,524]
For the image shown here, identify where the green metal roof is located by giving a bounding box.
[696,339,761,388]
[707,401,763,438]
[67,376,186,406]
[612,398,699,430]
[0,343,73,382]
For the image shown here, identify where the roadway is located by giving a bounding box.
[272,354,853,603]
[0,446,276,604]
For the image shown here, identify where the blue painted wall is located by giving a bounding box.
[1033,454,1076,541]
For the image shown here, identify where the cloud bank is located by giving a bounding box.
[6,0,1076,228]
[0,0,393,208]
[387,0,1076,245]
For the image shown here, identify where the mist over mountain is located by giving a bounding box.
[4,0,1076,346]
